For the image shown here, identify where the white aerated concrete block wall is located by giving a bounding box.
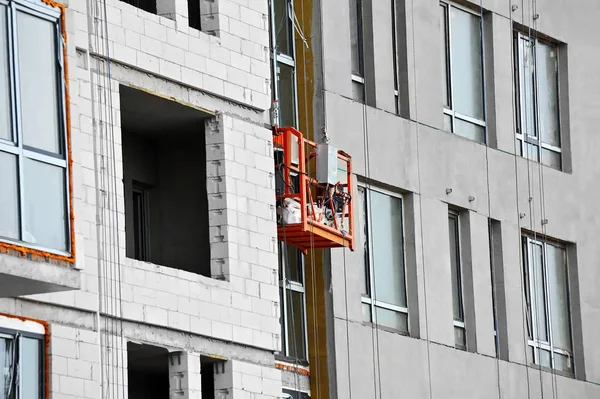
[214,360,282,399]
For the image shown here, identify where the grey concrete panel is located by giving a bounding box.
[487,149,519,224]
[417,125,490,215]
[499,222,528,365]
[420,197,454,347]
[468,211,496,357]
[409,0,444,129]
[365,108,419,193]
[430,343,499,399]
[321,0,353,98]
[378,331,430,398]
[371,0,396,113]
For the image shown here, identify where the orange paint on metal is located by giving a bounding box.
[0,0,75,264]
[275,361,311,376]
[0,313,50,399]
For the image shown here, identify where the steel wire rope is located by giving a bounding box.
[408,0,434,396]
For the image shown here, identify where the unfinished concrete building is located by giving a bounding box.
[0,0,285,397]
[270,0,600,398]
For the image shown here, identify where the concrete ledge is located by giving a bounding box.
[0,254,81,297]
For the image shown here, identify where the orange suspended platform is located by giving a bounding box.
[273,126,354,253]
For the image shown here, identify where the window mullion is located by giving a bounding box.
[542,242,556,369]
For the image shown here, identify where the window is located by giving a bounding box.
[132,182,150,262]
[359,186,408,332]
[271,0,298,128]
[278,243,308,362]
[522,236,573,373]
[448,211,466,349]
[0,0,70,254]
[0,328,44,398]
[349,0,365,101]
[514,32,561,169]
[282,389,310,399]
[440,2,486,143]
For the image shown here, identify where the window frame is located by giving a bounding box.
[514,31,562,168]
[391,0,399,114]
[131,181,151,262]
[349,0,365,81]
[522,235,573,373]
[0,0,72,258]
[448,209,466,350]
[278,241,309,363]
[359,184,409,334]
[440,0,486,142]
[0,326,45,399]
[270,0,299,129]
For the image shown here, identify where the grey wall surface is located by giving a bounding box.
[320,0,600,397]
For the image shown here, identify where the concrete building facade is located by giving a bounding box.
[271,0,600,398]
[0,0,285,398]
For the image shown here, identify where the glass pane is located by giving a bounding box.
[440,5,449,107]
[454,326,466,350]
[444,113,452,132]
[375,307,408,332]
[541,148,561,170]
[352,80,365,102]
[450,7,484,120]
[537,348,551,368]
[21,338,41,399]
[24,158,67,251]
[17,12,62,154]
[369,191,406,307]
[516,138,523,156]
[554,352,573,374]
[349,0,363,75]
[530,242,548,342]
[285,244,302,283]
[518,37,536,137]
[526,143,539,162]
[454,118,485,143]
[285,290,306,360]
[277,63,296,127]
[546,244,571,351]
[274,0,292,56]
[279,288,286,354]
[448,214,463,321]
[0,152,20,240]
[357,187,369,296]
[536,42,560,147]
[0,5,10,141]
[1,338,15,399]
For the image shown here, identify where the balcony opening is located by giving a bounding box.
[188,0,201,31]
[120,85,211,277]
[120,0,157,14]
[127,342,169,399]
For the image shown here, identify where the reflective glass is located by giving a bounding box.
[0,152,19,240]
[369,191,406,307]
[274,0,292,57]
[526,143,539,162]
[277,63,296,127]
[554,353,573,374]
[530,242,548,342]
[349,0,363,75]
[24,158,67,250]
[285,290,306,360]
[541,148,561,170]
[538,348,551,368]
[357,187,369,296]
[450,8,484,120]
[449,214,463,321]
[536,42,560,147]
[454,118,485,143]
[454,326,466,350]
[21,338,41,399]
[17,12,62,154]
[0,6,11,141]
[375,307,408,332]
[440,5,449,107]
[519,38,536,137]
[546,244,571,351]
[1,338,15,399]
[362,302,371,323]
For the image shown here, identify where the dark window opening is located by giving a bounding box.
[188,0,201,31]
[201,356,225,399]
[120,85,212,277]
[127,343,169,399]
[120,0,157,14]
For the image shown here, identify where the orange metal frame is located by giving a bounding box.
[0,0,75,263]
[274,126,354,252]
